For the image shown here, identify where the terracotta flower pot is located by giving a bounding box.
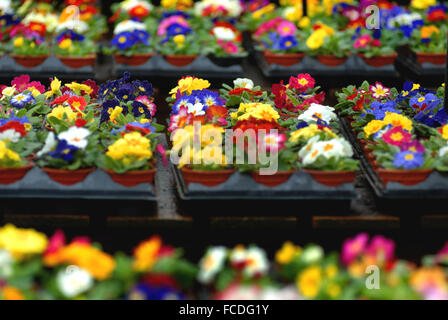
[376,168,433,187]
[105,167,156,187]
[304,169,356,187]
[114,53,155,66]
[316,54,347,66]
[42,167,95,186]
[250,169,297,187]
[279,111,298,118]
[164,54,198,67]
[11,54,48,68]
[57,54,97,68]
[181,167,236,187]
[263,51,305,66]
[416,52,446,65]
[358,53,397,67]
[0,163,33,185]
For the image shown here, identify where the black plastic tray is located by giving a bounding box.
[114,54,244,79]
[171,164,356,200]
[0,167,156,200]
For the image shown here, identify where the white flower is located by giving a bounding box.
[439,145,448,158]
[114,19,147,34]
[56,20,88,33]
[198,246,227,284]
[22,12,59,32]
[186,102,206,116]
[57,266,94,298]
[298,135,321,165]
[233,78,254,90]
[0,129,21,143]
[298,103,337,124]
[0,249,14,278]
[121,0,153,11]
[299,137,353,165]
[58,127,90,149]
[243,247,269,277]
[229,245,247,266]
[37,132,56,157]
[212,26,236,41]
[301,245,324,264]
[0,0,13,14]
[194,0,242,17]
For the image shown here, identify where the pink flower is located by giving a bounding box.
[156,144,168,167]
[218,41,239,54]
[353,34,372,49]
[372,39,381,47]
[136,95,157,116]
[365,235,395,264]
[288,73,315,93]
[254,17,283,37]
[276,21,297,36]
[382,127,412,146]
[44,230,66,256]
[168,106,189,131]
[258,132,286,153]
[341,233,369,265]
[399,139,425,153]
[157,15,189,36]
[369,82,390,99]
[11,75,31,91]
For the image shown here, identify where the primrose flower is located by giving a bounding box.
[58,127,91,150]
[258,132,286,153]
[57,266,93,298]
[243,247,269,277]
[354,34,372,48]
[369,82,390,99]
[233,78,254,89]
[198,246,227,284]
[10,92,34,108]
[393,150,424,169]
[44,77,62,98]
[341,233,369,266]
[276,21,297,36]
[297,103,337,124]
[382,127,412,146]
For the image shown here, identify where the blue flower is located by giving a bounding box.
[127,284,184,300]
[296,122,309,130]
[193,90,224,107]
[166,23,191,36]
[276,35,298,50]
[132,30,150,46]
[116,83,135,102]
[409,93,440,110]
[133,80,153,96]
[131,101,152,118]
[100,99,121,123]
[111,32,136,50]
[372,29,382,40]
[366,101,400,120]
[56,30,85,43]
[10,92,34,108]
[393,151,424,169]
[172,95,192,114]
[48,139,79,162]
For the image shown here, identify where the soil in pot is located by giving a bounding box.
[105,167,156,187]
[181,167,236,187]
[164,54,199,67]
[263,51,305,66]
[57,54,97,68]
[358,53,397,67]
[416,52,446,65]
[304,169,356,187]
[316,54,347,67]
[250,169,297,187]
[376,168,433,187]
[42,167,95,186]
[114,53,155,66]
[11,55,48,68]
[0,163,33,184]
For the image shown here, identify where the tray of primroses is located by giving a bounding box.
[166,74,358,199]
[335,80,448,196]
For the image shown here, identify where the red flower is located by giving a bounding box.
[51,94,72,105]
[82,79,99,98]
[75,118,88,127]
[228,88,263,96]
[141,274,179,290]
[129,5,149,18]
[125,123,151,135]
[11,75,30,91]
[66,96,87,112]
[0,121,27,137]
[428,9,446,22]
[27,22,46,37]
[288,73,315,92]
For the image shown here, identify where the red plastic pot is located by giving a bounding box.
[263,51,305,66]
[114,53,155,66]
[105,168,156,187]
[164,54,198,67]
[181,167,236,187]
[416,52,446,65]
[42,167,95,186]
[11,54,48,68]
[358,53,397,67]
[316,54,347,66]
[0,163,33,185]
[376,168,433,187]
[250,170,297,187]
[57,54,96,68]
[304,169,356,187]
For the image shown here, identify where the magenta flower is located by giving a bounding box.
[399,139,425,153]
[382,127,412,147]
[258,132,286,154]
[353,34,372,49]
[157,15,190,36]
[369,82,390,99]
[276,21,297,36]
[365,235,395,264]
[218,40,239,54]
[341,233,369,266]
[156,144,168,167]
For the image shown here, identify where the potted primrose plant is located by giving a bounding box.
[54,29,97,69]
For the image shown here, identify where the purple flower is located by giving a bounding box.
[399,139,425,153]
[48,139,79,162]
[393,151,424,169]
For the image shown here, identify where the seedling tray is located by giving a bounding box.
[0,167,156,200]
[114,54,244,79]
[0,55,96,80]
[171,164,356,200]
[340,117,448,199]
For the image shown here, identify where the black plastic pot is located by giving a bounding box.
[207,54,244,67]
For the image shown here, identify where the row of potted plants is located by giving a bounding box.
[335,80,448,186]
[1,223,448,300]
[0,72,164,187]
[166,74,359,187]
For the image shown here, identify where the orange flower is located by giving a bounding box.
[2,286,24,300]
[420,25,439,39]
[133,236,162,271]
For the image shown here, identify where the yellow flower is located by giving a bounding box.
[441,125,448,139]
[0,140,21,164]
[364,120,385,137]
[297,266,322,299]
[13,37,24,48]
[59,38,72,50]
[411,0,435,9]
[284,5,302,21]
[169,77,210,97]
[275,241,301,264]
[298,16,311,28]
[252,3,276,19]
[410,266,448,293]
[2,286,24,300]
[27,86,42,98]
[44,77,62,98]
[326,283,341,298]
[238,103,280,122]
[383,112,413,132]
[1,86,17,98]
[420,25,439,39]
[48,105,77,123]
[133,237,162,271]
[173,34,185,47]
[306,29,328,50]
[0,224,47,259]
[109,106,123,123]
[325,264,338,278]
[65,82,93,95]
[106,132,153,162]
